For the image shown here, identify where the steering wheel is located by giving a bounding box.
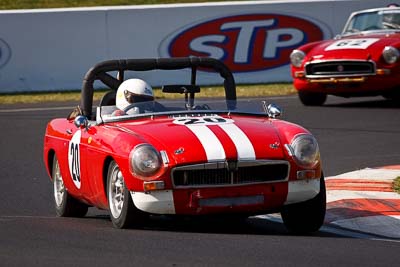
[382,22,400,29]
[123,103,142,114]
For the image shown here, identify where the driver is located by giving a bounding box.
[382,11,400,29]
[113,78,154,115]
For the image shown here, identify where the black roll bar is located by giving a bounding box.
[80,57,236,117]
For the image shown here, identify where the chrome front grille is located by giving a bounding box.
[305,60,375,78]
[172,160,289,188]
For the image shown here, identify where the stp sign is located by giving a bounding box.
[159,14,330,72]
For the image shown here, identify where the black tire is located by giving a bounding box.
[106,160,147,229]
[382,91,400,101]
[281,175,326,234]
[52,155,88,217]
[298,91,327,106]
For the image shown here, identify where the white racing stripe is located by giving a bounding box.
[219,123,255,160]
[187,124,226,161]
[186,120,255,162]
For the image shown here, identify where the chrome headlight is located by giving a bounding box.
[288,134,320,168]
[382,46,400,64]
[290,49,306,68]
[129,144,162,180]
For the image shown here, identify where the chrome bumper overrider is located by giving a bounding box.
[284,178,320,205]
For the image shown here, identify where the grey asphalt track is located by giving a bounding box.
[0,95,399,266]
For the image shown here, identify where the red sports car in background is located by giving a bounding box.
[290,6,400,105]
[43,57,325,233]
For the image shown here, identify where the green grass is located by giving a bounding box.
[394,177,400,194]
[0,83,296,104]
[0,0,245,10]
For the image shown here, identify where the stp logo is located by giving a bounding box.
[160,14,330,72]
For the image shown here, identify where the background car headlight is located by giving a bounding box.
[290,50,306,68]
[129,144,162,179]
[288,134,320,168]
[382,46,400,64]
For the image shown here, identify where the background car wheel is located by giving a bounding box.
[382,91,400,101]
[52,155,88,217]
[107,160,147,229]
[280,175,326,234]
[298,91,327,106]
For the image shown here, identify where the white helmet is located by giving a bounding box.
[115,78,154,110]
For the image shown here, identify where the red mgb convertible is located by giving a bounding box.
[290,6,400,105]
[43,57,325,233]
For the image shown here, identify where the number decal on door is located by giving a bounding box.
[68,130,82,189]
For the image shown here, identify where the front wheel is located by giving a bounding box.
[107,160,147,229]
[281,175,326,234]
[298,91,327,106]
[52,155,88,217]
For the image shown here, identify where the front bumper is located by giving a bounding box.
[130,178,321,215]
[293,61,399,94]
[293,74,400,94]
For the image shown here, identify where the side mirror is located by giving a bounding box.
[74,115,89,129]
[334,34,342,40]
[262,101,282,118]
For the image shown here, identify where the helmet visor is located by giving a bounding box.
[124,90,154,103]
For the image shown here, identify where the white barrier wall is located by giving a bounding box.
[0,0,394,93]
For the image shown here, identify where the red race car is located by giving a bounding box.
[43,57,325,233]
[290,6,400,105]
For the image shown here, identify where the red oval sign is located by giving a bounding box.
[165,14,327,72]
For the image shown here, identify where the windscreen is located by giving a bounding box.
[97,98,267,123]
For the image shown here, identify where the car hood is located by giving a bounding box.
[305,33,400,61]
[116,114,285,165]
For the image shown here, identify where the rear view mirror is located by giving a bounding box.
[162,85,200,94]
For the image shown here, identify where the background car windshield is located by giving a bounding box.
[344,10,400,33]
[344,11,381,32]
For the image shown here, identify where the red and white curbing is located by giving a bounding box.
[325,166,400,239]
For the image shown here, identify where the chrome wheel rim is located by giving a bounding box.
[53,159,65,207]
[109,166,125,219]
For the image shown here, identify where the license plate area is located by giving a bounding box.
[198,195,264,208]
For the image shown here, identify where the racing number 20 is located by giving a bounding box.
[178,117,227,125]
[69,142,80,182]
